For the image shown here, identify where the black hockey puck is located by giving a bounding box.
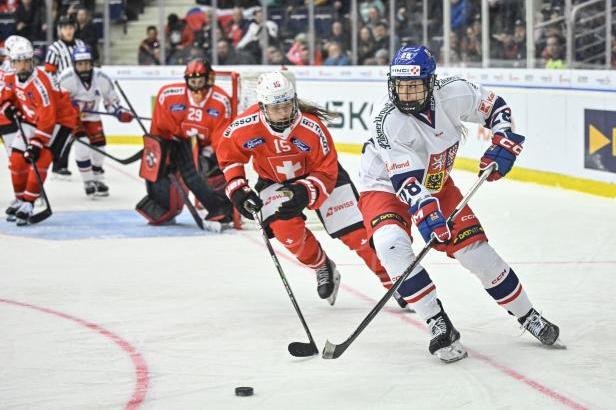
[235,386,254,397]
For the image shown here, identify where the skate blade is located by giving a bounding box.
[547,338,567,350]
[94,192,109,197]
[6,215,16,222]
[327,271,341,306]
[16,219,29,227]
[434,341,468,363]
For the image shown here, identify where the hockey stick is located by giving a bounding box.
[167,173,207,231]
[73,137,143,165]
[114,80,150,135]
[15,117,53,224]
[251,208,319,357]
[82,109,152,121]
[322,163,497,360]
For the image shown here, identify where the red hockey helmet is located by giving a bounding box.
[184,58,214,94]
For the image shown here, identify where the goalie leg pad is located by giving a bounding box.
[136,176,184,224]
[454,241,532,317]
[173,139,223,212]
[372,224,440,320]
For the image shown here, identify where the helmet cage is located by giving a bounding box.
[388,74,435,114]
[259,96,298,133]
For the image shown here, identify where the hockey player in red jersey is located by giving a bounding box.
[0,38,73,225]
[217,71,393,306]
[136,58,233,225]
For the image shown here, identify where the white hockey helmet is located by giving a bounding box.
[256,71,298,131]
[9,37,34,61]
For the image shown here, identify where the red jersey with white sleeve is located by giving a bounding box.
[217,104,338,210]
[0,67,57,144]
[150,82,233,148]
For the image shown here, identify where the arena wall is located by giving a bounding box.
[101,65,616,197]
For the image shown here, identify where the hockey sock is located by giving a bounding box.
[271,218,326,268]
[455,241,533,318]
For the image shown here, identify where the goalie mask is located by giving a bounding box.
[388,45,436,114]
[184,58,214,100]
[72,46,94,84]
[256,71,298,133]
[9,37,34,82]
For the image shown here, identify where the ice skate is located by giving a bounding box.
[6,198,23,222]
[518,308,566,349]
[93,181,109,197]
[84,181,96,197]
[15,201,33,226]
[427,300,468,363]
[315,257,341,306]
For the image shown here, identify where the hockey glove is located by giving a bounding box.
[228,179,263,220]
[115,108,134,123]
[276,183,309,220]
[410,197,451,243]
[480,131,525,181]
[1,102,20,121]
[24,138,43,162]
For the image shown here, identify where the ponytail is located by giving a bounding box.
[297,99,341,124]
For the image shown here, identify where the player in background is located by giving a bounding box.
[59,46,134,197]
[358,45,562,363]
[0,37,18,157]
[136,58,233,225]
[45,15,86,179]
[217,72,395,306]
[1,38,62,224]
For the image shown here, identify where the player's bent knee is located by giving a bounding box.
[454,241,509,284]
[372,224,416,273]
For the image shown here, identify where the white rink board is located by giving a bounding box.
[102,65,616,185]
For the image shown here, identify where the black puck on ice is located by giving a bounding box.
[235,386,254,397]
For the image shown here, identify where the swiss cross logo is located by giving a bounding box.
[276,161,301,179]
[267,155,305,182]
[146,151,157,168]
[181,123,209,141]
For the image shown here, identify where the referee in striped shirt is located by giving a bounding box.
[45,15,85,178]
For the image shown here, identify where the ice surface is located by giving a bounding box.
[1,147,614,409]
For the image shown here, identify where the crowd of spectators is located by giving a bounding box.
[136,0,603,69]
[0,0,613,69]
[1,0,102,64]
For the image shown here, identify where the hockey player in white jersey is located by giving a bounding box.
[58,46,134,197]
[358,46,563,363]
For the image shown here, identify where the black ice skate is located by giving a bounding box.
[518,308,566,349]
[84,181,96,197]
[52,167,72,180]
[427,300,468,363]
[315,257,341,306]
[15,201,33,226]
[93,181,109,197]
[6,199,22,222]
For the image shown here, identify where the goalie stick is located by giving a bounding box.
[15,116,52,224]
[322,163,497,360]
[73,137,143,165]
[251,207,319,357]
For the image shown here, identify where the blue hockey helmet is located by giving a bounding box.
[388,45,436,114]
[72,46,94,83]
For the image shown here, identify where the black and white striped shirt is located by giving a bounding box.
[44,39,86,75]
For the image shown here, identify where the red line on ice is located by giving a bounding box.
[241,232,588,410]
[0,298,149,409]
